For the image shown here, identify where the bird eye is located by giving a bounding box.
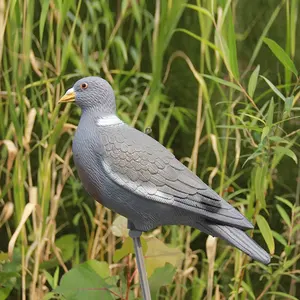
[80,83,88,90]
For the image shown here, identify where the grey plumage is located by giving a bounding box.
[61,76,271,265]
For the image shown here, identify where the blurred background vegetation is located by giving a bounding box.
[0,0,299,299]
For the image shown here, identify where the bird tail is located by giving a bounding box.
[195,221,271,264]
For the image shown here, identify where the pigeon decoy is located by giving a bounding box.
[59,76,270,299]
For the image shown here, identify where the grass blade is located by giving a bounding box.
[201,74,242,91]
[248,65,260,98]
[247,1,283,73]
[260,76,286,101]
[256,215,275,255]
[39,0,50,41]
[226,6,239,79]
[276,205,291,227]
[274,146,298,164]
[264,37,298,76]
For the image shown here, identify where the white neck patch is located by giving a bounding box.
[96,115,124,126]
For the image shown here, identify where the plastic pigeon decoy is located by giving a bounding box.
[59,76,270,295]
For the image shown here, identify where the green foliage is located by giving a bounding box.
[0,0,299,299]
[148,263,176,299]
[0,251,21,300]
[51,260,114,300]
[113,236,147,263]
[263,37,298,76]
[256,215,275,254]
[248,65,260,98]
[144,236,184,277]
[111,215,129,237]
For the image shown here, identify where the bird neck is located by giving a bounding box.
[81,106,116,116]
[80,109,119,125]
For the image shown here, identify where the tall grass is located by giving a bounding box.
[0,0,299,299]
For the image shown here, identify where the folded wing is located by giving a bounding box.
[97,124,253,230]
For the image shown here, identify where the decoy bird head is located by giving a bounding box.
[59,76,116,114]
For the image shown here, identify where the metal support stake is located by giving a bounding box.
[128,221,151,300]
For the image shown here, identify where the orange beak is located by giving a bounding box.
[59,88,76,103]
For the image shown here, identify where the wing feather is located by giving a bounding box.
[98,124,253,230]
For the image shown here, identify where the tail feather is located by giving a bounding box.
[196,221,271,265]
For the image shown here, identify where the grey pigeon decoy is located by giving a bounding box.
[59,76,271,265]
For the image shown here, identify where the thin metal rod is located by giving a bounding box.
[128,221,151,300]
